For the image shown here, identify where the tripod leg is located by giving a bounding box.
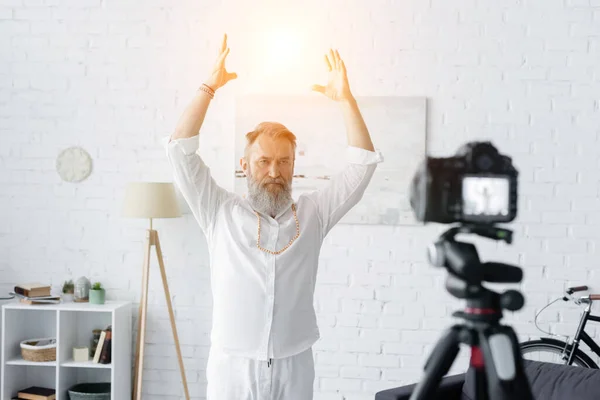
[409,326,462,400]
[134,231,152,400]
[479,325,534,400]
[154,231,191,400]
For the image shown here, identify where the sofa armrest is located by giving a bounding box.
[375,373,466,400]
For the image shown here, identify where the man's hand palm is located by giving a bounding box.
[322,72,350,101]
[207,34,237,91]
[312,49,352,102]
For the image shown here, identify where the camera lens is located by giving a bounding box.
[427,243,445,267]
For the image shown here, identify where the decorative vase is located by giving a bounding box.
[62,293,74,302]
[89,289,105,305]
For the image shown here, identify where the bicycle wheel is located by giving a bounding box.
[520,338,598,368]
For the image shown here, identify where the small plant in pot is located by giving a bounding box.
[61,280,74,302]
[89,282,105,305]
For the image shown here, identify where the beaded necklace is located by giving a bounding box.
[255,204,300,255]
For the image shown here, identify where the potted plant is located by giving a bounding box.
[89,282,105,305]
[61,280,74,302]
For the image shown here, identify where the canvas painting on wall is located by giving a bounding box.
[234,95,427,225]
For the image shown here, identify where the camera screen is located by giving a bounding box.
[462,176,510,217]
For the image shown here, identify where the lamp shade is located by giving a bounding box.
[122,182,181,218]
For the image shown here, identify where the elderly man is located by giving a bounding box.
[164,34,383,400]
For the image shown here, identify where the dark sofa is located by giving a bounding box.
[375,360,600,400]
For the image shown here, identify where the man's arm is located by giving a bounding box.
[170,91,213,141]
[171,34,237,141]
[339,97,375,152]
[164,34,237,236]
[308,49,383,237]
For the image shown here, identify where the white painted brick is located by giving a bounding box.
[317,351,358,366]
[360,328,401,342]
[340,340,381,353]
[51,8,89,20]
[572,198,600,211]
[569,225,600,239]
[565,253,600,268]
[380,315,420,330]
[392,274,434,288]
[315,364,340,378]
[0,7,12,18]
[383,342,425,356]
[533,169,577,184]
[382,302,404,315]
[340,366,380,380]
[320,378,361,391]
[314,393,343,400]
[402,330,444,344]
[321,327,360,340]
[359,354,400,368]
[348,245,391,262]
[0,20,29,34]
[401,355,427,368]
[314,338,339,352]
[318,271,349,285]
[340,298,360,313]
[375,287,418,302]
[360,299,384,314]
[544,238,589,253]
[370,260,412,274]
[350,273,391,286]
[13,7,51,20]
[337,315,359,327]
[526,224,567,238]
[555,183,596,197]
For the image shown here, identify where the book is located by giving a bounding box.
[13,293,61,305]
[19,299,60,305]
[16,386,56,400]
[99,329,112,364]
[12,293,58,300]
[93,330,107,363]
[14,283,51,298]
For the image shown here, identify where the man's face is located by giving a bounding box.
[241,135,295,194]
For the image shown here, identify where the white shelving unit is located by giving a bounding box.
[1,301,131,400]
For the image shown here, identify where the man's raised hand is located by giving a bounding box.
[311,49,353,102]
[205,33,238,91]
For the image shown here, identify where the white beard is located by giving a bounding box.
[246,173,293,218]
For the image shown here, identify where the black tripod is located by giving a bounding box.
[409,224,534,400]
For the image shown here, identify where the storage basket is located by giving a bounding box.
[20,337,56,362]
[68,382,111,400]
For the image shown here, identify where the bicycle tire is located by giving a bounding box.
[520,338,599,369]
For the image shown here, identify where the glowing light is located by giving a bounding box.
[262,30,304,74]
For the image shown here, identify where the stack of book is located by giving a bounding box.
[12,386,55,399]
[13,283,60,305]
[93,325,112,364]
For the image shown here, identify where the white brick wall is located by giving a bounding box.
[1,0,600,399]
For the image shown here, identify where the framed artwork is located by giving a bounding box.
[234,95,427,225]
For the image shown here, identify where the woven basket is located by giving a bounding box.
[20,337,57,362]
[68,382,111,400]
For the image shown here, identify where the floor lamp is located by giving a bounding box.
[123,182,190,400]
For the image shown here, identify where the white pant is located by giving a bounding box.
[206,346,315,400]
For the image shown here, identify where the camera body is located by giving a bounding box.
[410,141,518,225]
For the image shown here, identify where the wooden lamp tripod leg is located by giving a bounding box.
[133,230,152,400]
[154,230,191,400]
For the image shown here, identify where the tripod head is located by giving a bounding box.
[427,223,525,321]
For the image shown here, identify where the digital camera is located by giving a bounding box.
[410,141,518,224]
